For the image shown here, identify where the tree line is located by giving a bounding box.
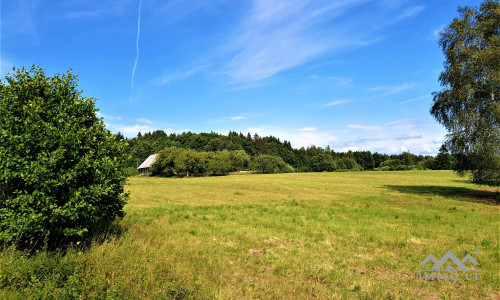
[119,130,454,175]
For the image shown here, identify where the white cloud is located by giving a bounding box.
[63,0,134,19]
[152,65,208,85]
[2,0,40,37]
[96,112,122,120]
[136,118,154,124]
[223,119,445,155]
[330,76,352,87]
[368,82,416,95]
[396,134,422,140]
[245,125,337,149]
[65,10,102,18]
[107,124,156,136]
[393,6,425,22]
[222,0,374,84]
[105,123,189,138]
[332,119,446,154]
[426,25,445,40]
[398,94,431,104]
[347,124,382,130]
[325,99,351,106]
[215,112,263,123]
[341,146,358,152]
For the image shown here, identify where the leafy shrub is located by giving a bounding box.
[0,66,128,249]
[379,159,403,169]
[251,155,292,174]
[122,167,139,177]
[151,147,183,176]
[334,158,361,170]
[297,165,312,172]
[310,154,336,172]
[205,150,232,175]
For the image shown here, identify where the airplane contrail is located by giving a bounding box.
[130,0,143,101]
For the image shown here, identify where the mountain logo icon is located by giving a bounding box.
[420,251,479,270]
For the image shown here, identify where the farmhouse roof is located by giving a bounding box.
[138,154,158,169]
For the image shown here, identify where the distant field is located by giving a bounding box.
[1,171,499,299]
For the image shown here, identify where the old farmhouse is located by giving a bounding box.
[137,153,158,175]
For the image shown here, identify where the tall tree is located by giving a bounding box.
[431,0,500,185]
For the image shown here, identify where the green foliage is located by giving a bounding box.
[152,147,250,177]
[206,151,232,175]
[353,151,375,170]
[125,130,454,175]
[151,147,183,177]
[0,66,128,249]
[431,0,500,185]
[174,149,205,176]
[310,154,336,172]
[122,167,139,177]
[250,155,293,174]
[334,158,362,171]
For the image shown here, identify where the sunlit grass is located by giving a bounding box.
[1,171,499,299]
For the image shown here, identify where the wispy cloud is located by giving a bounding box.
[398,94,431,104]
[214,113,263,123]
[325,99,351,107]
[394,6,425,22]
[242,121,445,155]
[427,25,445,40]
[341,146,358,152]
[222,0,373,84]
[347,124,382,130]
[2,0,40,37]
[130,0,143,101]
[97,112,122,120]
[245,125,337,148]
[300,127,317,131]
[152,65,208,85]
[136,118,154,124]
[396,134,422,140]
[105,123,189,138]
[387,119,426,128]
[368,82,416,95]
[64,0,134,19]
[330,76,352,87]
[65,10,102,18]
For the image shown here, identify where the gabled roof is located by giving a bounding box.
[138,154,158,169]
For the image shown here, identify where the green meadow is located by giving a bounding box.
[1,171,499,299]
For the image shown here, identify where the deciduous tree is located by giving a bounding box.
[431,0,500,185]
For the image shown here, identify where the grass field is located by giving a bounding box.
[1,171,499,299]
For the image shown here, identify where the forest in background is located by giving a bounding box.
[117,130,454,176]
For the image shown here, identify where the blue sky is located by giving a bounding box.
[1,0,483,154]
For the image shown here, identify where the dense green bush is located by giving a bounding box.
[205,151,233,175]
[152,147,251,176]
[0,66,128,249]
[251,155,293,174]
[151,147,183,176]
[122,167,139,177]
[310,154,336,172]
[334,158,361,170]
